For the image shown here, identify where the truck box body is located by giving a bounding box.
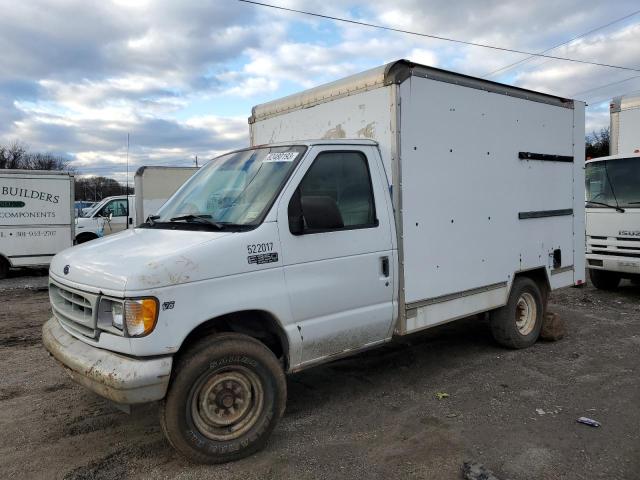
[610,94,640,155]
[134,166,198,223]
[250,60,585,333]
[0,170,74,269]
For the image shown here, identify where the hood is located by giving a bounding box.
[50,228,231,292]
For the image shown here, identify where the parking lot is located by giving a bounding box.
[0,275,638,480]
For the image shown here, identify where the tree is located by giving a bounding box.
[585,127,610,159]
[0,141,74,172]
[75,176,132,201]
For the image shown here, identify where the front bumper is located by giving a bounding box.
[42,318,172,405]
[586,253,640,276]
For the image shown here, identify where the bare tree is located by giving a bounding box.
[0,141,28,169]
[75,176,132,201]
[586,127,610,159]
[0,141,75,172]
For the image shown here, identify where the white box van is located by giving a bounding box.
[0,170,74,278]
[134,166,198,223]
[43,60,585,463]
[75,195,135,244]
[74,168,197,244]
[610,94,640,155]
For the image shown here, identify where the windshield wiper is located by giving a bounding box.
[586,201,625,213]
[627,201,640,205]
[169,214,225,229]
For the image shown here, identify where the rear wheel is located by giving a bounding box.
[589,269,621,290]
[160,333,286,464]
[490,277,544,349]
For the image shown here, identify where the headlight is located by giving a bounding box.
[111,302,124,330]
[98,297,158,337]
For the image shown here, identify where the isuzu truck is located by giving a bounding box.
[585,152,640,288]
[43,60,585,463]
[584,94,640,289]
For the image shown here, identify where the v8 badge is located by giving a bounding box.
[162,301,175,311]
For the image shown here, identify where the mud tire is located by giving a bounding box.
[589,269,621,290]
[160,333,286,464]
[490,277,544,349]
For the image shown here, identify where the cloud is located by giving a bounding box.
[0,0,638,183]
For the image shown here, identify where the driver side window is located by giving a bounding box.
[290,151,377,233]
[101,199,128,217]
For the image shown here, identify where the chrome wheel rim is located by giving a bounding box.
[191,366,264,441]
[515,292,537,336]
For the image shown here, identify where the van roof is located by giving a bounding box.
[250,59,575,124]
[251,139,378,148]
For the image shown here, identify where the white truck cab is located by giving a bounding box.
[585,152,640,288]
[75,195,135,243]
[43,60,585,464]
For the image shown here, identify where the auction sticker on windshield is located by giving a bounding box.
[263,152,299,163]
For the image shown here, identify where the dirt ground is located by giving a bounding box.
[0,279,639,480]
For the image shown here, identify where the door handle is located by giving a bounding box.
[381,256,389,277]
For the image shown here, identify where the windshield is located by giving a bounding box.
[152,145,306,228]
[81,200,106,217]
[585,157,640,208]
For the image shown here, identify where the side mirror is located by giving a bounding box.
[288,189,304,235]
[301,196,344,231]
[288,191,344,234]
[108,212,113,221]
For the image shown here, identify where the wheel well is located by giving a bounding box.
[178,310,290,370]
[0,254,10,274]
[513,268,551,307]
[75,232,98,243]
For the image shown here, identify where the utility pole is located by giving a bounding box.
[126,133,130,229]
[195,155,198,167]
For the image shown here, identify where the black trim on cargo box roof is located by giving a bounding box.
[519,152,574,162]
[518,209,573,220]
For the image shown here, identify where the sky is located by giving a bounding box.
[1,0,639,184]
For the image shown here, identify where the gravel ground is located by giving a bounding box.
[0,268,48,292]
[0,279,638,479]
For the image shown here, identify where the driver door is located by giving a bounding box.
[100,199,129,235]
[277,146,395,367]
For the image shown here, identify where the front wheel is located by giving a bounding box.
[489,277,544,349]
[589,268,621,290]
[160,333,286,464]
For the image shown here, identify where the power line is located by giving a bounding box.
[238,0,640,73]
[483,9,640,78]
[570,74,640,98]
[585,88,640,107]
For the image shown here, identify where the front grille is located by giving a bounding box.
[587,235,640,259]
[49,280,99,338]
[590,250,640,259]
